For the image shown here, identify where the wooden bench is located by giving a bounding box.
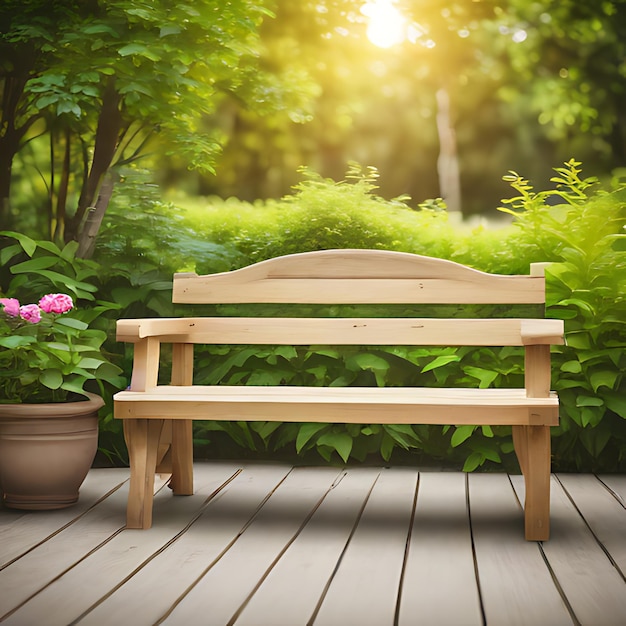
[113,249,564,540]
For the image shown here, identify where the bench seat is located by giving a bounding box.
[114,386,559,425]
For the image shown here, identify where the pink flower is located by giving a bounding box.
[19,304,42,324]
[39,293,74,314]
[0,298,21,317]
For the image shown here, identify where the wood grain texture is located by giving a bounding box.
[398,472,482,626]
[116,317,564,346]
[312,468,418,626]
[172,249,546,304]
[512,474,626,625]
[468,473,573,625]
[2,465,626,625]
[77,463,288,626]
[235,467,381,626]
[115,386,559,426]
[0,468,128,568]
[161,466,343,626]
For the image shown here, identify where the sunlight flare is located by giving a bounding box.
[362,0,406,48]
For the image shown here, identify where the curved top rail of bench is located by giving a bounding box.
[172,249,547,305]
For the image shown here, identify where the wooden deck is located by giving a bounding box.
[1,462,626,625]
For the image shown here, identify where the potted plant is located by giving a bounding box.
[0,234,123,510]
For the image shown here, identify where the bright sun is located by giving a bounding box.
[362,0,407,48]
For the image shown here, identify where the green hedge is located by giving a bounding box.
[136,161,625,471]
[4,161,622,471]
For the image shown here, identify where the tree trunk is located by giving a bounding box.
[76,173,115,259]
[0,80,30,228]
[53,127,72,243]
[435,88,461,213]
[67,78,122,249]
[0,143,15,229]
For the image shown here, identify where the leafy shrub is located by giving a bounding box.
[499,159,626,470]
[183,160,626,471]
[0,232,126,452]
[175,163,466,270]
[6,160,621,471]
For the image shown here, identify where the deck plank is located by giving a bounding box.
[0,468,128,567]
[161,466,343,626]
[543,475,626,626]
[1,463,244,625]
[398,472,482,626]
[1,464,625,625]
[598,475,626,507]
[235,467,381,626]
[518,474,626,625]
[79,462,293,626]
[312,467,418,626]
[557,474,626,576]
[0,476,134,620]
[469,473,573,626]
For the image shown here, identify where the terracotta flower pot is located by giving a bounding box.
[0,392,103,510]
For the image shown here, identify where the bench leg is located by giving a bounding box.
[513,424,551,541]
[124,418,163,529]
[170,419,193,495]
[156,420,173,474]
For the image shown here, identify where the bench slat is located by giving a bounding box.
[173,277,546,305]
[117,317,564,346]
[173,250,547,305]
[114,386,559,426]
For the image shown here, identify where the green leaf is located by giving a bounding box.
[295,423,328,453]
[462,451,484,472]
[421,354,461,373]
[560,360,582,373]
[481,425,494,438]
[566,333,591,350]
[9,256,61,273]
[589,370,619,393]
[77,357,107,370]
[55,317,89,330]
[207,347,258,383]
[273,346,298,361]
[462,366,498,388]
[579,425,612,458]
[0,336,33,349]
[317,432,353,463]
[361,425,381,436]
[0,243,22,265]
[604,392,626,418]
[451,425,476,447]
[160,25,182,37]
[251,421,281,441]
[559,298,596,315]
[118,43,150,57]
[346,353,390,387]
[40,369,63,389]
[247,369,291,385]
[0,231,37,256]
[576,395,604,407]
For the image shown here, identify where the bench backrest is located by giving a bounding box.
[117,250,562,394]
[172,249,547,305]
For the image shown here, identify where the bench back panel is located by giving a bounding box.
[173,250,546,305]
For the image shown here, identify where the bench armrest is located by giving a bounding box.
[117,317,565,346]
[520,319,565,345]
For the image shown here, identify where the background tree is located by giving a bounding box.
[0,0,282,255]
[191,0,625,214]
[500,0,626,165]
[3,0,624,233]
